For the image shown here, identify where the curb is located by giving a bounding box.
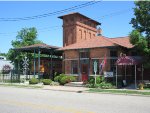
[84,90,150,97]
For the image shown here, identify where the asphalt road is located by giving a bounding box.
[0,86,150,113]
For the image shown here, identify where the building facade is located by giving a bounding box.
[58,12,147,82]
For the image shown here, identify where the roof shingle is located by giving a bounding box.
[58,36,134,51]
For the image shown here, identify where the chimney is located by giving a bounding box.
[97,27,102,36]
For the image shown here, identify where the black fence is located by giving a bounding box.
[0,70,20,83]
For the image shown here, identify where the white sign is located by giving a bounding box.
[94,60,97,73]
[104,72,113,77]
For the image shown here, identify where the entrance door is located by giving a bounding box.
[81,64,88,81]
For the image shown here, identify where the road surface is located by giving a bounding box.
[0,86,150,113]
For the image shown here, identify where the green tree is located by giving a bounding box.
[0,53,7,57]
[130,1,150,68]
[7,27,42,70]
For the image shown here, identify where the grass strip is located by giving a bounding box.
[89,88,150,96]
[0,83,43,89]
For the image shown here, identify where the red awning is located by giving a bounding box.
[116,56,141,65]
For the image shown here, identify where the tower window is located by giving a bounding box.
[84,31,86,40]
[89,32,91,39]
[79,29,82,39]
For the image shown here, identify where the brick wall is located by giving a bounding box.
[89,48,110,75]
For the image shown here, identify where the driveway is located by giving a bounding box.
[0,86,150,113]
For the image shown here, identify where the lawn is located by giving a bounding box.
[0,83,43,89]
[89,88,150,96]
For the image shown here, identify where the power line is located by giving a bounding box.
[0,8,132,36]
[0,1,101,21]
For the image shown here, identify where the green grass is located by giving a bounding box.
[0,83,43,89]
[89,88,150,96]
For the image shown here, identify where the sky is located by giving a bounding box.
[0,1,135,53]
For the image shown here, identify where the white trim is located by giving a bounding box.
[63,57,118,61]
[91,57,118,60]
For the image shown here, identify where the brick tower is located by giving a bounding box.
[58,12,101,47]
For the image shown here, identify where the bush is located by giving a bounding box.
[56,74,76,85]
[54,76,59,82]
[59,76,69,85]
[50,81,60,86]
[29,78,38,84]
[98,82,114,89]
[85,83,95,88]
[54,72,60,78]
[42,79,52,85]
[68,76,76,82]
[86,81,115,89]
[88,76,104,84]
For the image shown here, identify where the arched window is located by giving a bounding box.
[84,31,86,40]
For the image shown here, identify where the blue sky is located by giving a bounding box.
[0,1,135,53]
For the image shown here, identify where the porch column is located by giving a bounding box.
[38,48,40,80]
[142,64,144,83]
[116,65,117,88]
[33,49,36,77]
[125,65,126,81]
[135,65,137,89]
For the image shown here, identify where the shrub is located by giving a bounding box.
[54,76,60,82]
[86,81,115,89]
[58,74,66,82]
[59,76,69,85]
[42,79,52,85]
[68,76,76,82]
[98,82,114,89]
[2,65,11,74]
[29,78,38,84]
[54,72,60,78]
[85,83,95,88]
[88,76,103,84]
[50,81,60,86]
[59,75,76,85]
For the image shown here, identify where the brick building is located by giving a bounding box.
[58,12,149,83]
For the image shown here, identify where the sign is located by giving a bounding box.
[94,60,98,84]
[104,72,113,77]
[94,60,97,73]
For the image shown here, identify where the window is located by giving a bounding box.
[131,51,138,56]
[79,29,82,39]
[84,31,86,40]
[89,32,91,39]
[71,60,78,74]
[110,50,117,57]
[110,59,117,73]
[80,51,89,58]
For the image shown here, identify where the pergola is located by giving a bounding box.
[116,56,143,89]
[13,43,62,79]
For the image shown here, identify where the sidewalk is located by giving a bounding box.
[43,85,89,92]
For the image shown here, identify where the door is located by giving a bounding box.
[81,64,88,81]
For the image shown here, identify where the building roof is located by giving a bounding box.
[58,12,101,25]
[58,36,134,51]
[108,36,134,48]
[15,43,60,50]
[13,43,62,56]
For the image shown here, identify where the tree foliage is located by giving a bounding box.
[0,53,7,57]
[7,27,42,70]
[130,1,150,67]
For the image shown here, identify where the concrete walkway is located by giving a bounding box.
[43,85,89,92]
